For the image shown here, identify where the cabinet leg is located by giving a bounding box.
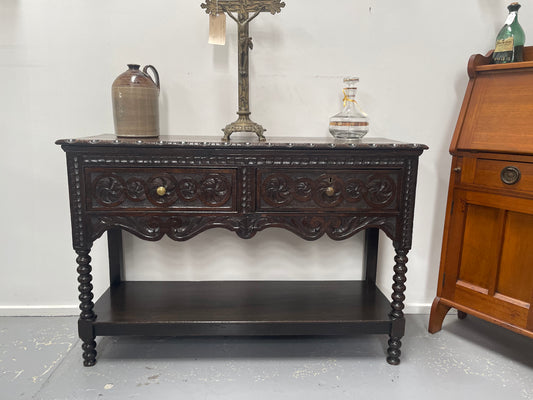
[107,229,124,286]
[81,339,97,367]
[363,228,379,284]
[428,297,451,334]
[76,248,97,366]
[457,310,467,320]
[387,248,408,365]
[387,337,402,365]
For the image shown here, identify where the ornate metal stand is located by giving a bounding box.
[201,0,285,141]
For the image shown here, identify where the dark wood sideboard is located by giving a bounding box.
[56,135,427,366]
[429,47,533,339]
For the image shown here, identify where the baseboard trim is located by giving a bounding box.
[404,303,434,315]
[0,306,78,317]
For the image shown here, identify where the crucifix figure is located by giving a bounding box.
[201,0,285,141]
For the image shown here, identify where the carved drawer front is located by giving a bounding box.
[258,169,400,212]
[473,159,533,194]
[86,168,236,211]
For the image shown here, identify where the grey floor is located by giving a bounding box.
[1,314,532,399]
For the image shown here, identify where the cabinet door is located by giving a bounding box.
[442,189,533,331]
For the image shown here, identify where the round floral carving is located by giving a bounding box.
[262,173,293,207]
[313,175,343,208]
[343,178,365,203]
[364,175,396,207]
[293,177,314,202]
[93,174,126,207]
[177,178,198,202]
[125,178,147,202]
[147,174,178,206]
[199,174,231,207]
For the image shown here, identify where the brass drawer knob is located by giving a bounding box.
[325,186,335,197]
[500,166,521,185]
[156,186,167,196]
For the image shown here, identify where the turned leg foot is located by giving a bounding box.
[428,297,451,333]
[82,340,97,367]
[386,336,402,365]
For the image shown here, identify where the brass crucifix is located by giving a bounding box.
[201,0,285,141]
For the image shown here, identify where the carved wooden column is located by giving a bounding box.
[66,152,98,366]
[387,248,408,365]
[76,247,97,366]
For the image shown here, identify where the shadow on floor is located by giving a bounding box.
[95,334,390,362]
[421,313,533,369]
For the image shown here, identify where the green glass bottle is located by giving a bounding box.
[492,2,526,64]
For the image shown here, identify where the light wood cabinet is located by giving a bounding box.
[429,47,533,339]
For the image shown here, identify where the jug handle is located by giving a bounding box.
[143,65,160,89]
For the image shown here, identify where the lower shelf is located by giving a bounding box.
[92,281,394,337]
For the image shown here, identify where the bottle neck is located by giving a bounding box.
[505,11,518,26]
[343,87,358,111]
[506,9,525,46]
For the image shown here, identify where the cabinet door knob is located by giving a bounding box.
[453,167,462,173]
[156,186,167,196]
[325,186,335,197]
[500,166,521,185]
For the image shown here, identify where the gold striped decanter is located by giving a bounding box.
[329,77,369,139]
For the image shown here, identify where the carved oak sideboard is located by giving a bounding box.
[56,135,427,366]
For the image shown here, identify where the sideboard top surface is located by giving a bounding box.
[56,134,427,152]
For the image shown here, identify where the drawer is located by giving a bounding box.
[257,169,400,212]
[86,167,236,211]
[473,159,533,193]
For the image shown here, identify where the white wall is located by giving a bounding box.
[1,0,530,315]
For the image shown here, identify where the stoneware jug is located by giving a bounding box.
[112,64,160,137]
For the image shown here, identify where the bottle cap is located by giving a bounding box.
[508,2,521,12]
[343,77,359,83]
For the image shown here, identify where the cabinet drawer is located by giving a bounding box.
[473,159,533,193]
[257,169,400,212]
[86,167,236,211]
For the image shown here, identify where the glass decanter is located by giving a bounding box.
[329,77,369,139]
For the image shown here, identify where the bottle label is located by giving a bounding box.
[495,37,514,52]
[504,12,516,26]
[493,37,514,63]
